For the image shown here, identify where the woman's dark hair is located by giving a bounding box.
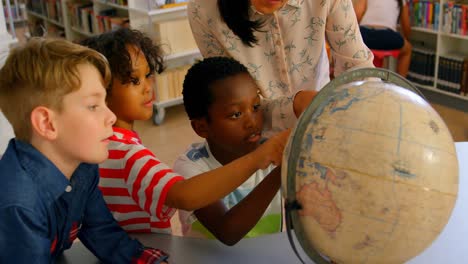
[183,56,250,120]
[396,0,403,24]
[217,0,264,47]
[397,0,403,10]
[80,28,165,89]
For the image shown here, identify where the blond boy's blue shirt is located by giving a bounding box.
[0,139,144,263]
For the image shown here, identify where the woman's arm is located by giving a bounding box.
[352,0,367,23]
[293,90,318,117]
[261,90,318,138]
[327,0,375,77]
[187,1,227,57]
[399,2,411,39]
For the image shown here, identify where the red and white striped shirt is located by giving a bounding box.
[99,127,184,234]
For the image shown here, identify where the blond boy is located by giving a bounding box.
[0,38,168,263]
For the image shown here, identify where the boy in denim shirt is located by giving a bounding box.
[0,38,168,263]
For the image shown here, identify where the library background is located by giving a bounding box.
[1,0,467,141]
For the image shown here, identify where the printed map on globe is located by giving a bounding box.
[283,70,459,264]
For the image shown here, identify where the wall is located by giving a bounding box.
[0,1,16,156]
[0,111,14,155]
[0,1,15,49]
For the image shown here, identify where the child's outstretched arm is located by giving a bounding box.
[165,130,289,211]
[192,166,281,245]
[101,129,288,222]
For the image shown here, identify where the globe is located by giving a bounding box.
[282,68,459,264]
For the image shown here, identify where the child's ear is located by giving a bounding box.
[191,118,209,139]
[30,106,58,140]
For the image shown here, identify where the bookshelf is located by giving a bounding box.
[125,1,201,124]
[25,0,66,38]
[24,0,201,124]
[4,0,26,24]
[407,0,468,106]
[3,0,26,40]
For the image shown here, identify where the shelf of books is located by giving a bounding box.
[26,0,66,38]
[407,0,468,101]
[4,0,27,24]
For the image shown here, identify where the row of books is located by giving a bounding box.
[27,0,64,24]
[407,47,436,86]
[95,10,129,33]
[408,0,468,36]
[155,65,191,102]
[437,54,468,95]
[3,4,26,22]
[407,48,468,96]
[27,0,46,14]
[28,17,65,38]
[102,0,128,6]
[442,1,468,35]
[68,2,128,35]
[408,0,440,30]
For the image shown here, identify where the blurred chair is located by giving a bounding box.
[372,49,400,69]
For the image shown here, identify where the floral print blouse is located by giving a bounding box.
[188,0,375,99]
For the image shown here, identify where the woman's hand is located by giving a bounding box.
[293,90,318,117]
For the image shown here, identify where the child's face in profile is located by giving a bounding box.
[106,45,155,130]
[205,72,264,159]
[53,64,116,166]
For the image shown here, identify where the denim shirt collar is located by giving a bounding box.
[13,139,70,200]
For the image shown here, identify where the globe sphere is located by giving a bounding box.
[282,69,458,264]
